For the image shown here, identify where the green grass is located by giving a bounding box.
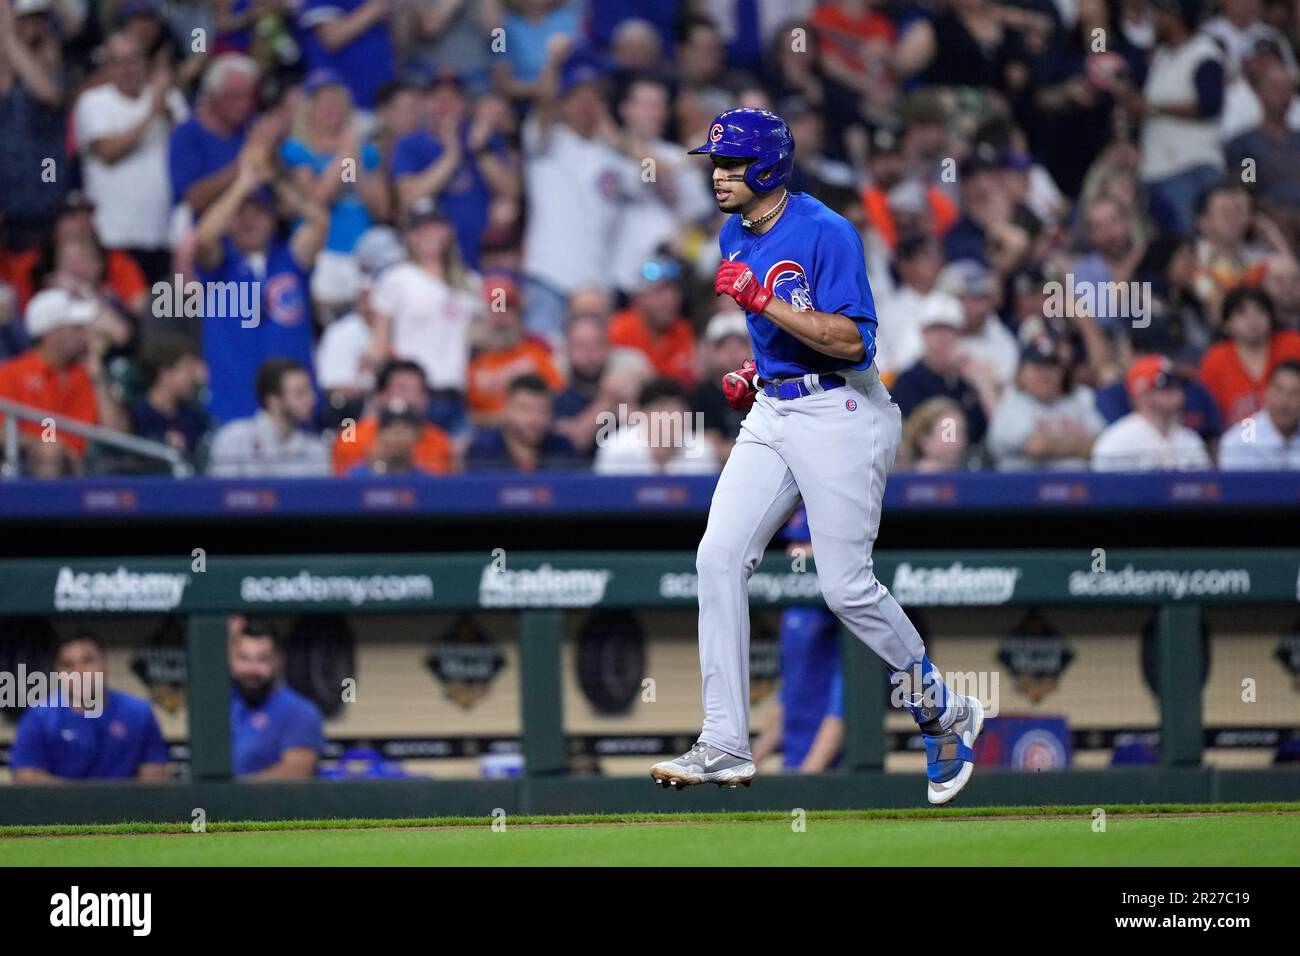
[1,804,1297,866]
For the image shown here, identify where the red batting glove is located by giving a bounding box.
[721,358,760,413]
[715,260,773,314]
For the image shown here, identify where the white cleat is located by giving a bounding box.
[650,742,756,789]
[925,695,985,806]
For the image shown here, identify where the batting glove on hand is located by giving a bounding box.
[722,358,760,412]
[715,260,773,314]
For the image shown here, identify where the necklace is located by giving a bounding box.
[742,189,788,231]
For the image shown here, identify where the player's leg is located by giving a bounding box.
[651,409,801,788]
[783,371,983,803]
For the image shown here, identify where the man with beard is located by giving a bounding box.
[227,616,323,779]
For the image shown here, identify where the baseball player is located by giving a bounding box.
[649,109,984,804]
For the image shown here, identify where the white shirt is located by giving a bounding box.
[988,386,1105,471]
[1218,410,1300,469]
[74,83,187,249]
[522,118,630,293]
[207,411,331,478]
[369,263,481,391]
[593,422,720,475]
[1091,412,1212,471]
[1140,35,1226,181]
[610,138,715,293]
[961,315,1020,392]
[875,285,928,380]
[316,311,373,392]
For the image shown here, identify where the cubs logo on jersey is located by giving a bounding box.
[264,272,306,327]
[763,260,814,312]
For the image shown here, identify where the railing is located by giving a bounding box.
[0,397,193,479]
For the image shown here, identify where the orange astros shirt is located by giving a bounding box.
[609,309,697,387]
[0,350,96,454]
[1199,330,1300,425]
[332,418,454,475]
[467,341,565,417]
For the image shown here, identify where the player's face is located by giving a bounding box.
[710,156,755,212]
[229,636,277,698]
[54,639,106,685]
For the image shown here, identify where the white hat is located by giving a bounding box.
[25,289,97,339]
[13,0,54,16]
[917,292,964,330]
[704,311,749,343]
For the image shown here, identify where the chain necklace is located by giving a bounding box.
[741,189,788,231]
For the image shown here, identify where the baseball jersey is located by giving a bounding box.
[10,689,169,779]
[230,683,324,777]
[720,191,878,381]
[778,606,845,770]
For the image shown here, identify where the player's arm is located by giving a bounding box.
[242,747,319,780]
[798,715,844,773]
[136,762,170,781]
[749,699,783,766]
[13,767,62,784]
[760,298,867,362]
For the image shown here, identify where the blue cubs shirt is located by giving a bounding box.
[199,235,316,424]
[778,605,844,770]
[298,0,395,109]
[10,689,169,779]
[169,116,244,206]
[719,191,878,381]
[230,684,325,777]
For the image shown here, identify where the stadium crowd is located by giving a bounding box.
[2,0,1300,478]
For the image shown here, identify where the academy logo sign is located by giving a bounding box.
[891,562,1021,606]
[54,567,190,613]
[479,564,612,608]
[658,572,823,603]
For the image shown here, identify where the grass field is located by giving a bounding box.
[1,803,1297,866]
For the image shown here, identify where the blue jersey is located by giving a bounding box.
[199,235,316,424]
[230,683,324,777]
[10,689,169,779]
[778,605,844,770]
[298,0,395,109]
[719,192,878,381]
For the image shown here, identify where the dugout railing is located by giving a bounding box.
[0,549,1296,824]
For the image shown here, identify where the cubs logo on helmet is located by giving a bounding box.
[709,123,724,143]
[764,260,814,312]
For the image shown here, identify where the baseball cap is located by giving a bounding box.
[25,289,97,339]
[1126,355,1181,399]
[959,143,1004,178]
[886,179,927,215]
[937,259,997,298]
[1020,333,1061,365]
[402,196,446,229]
[377,399,425,430]
[637,257,682,288]
[560,51,609,96]
[704,311,749,343]
[303,68,347,95]
[482,270,523,308]
[355,226,406,278]
[918,292,964,331]
[116,0,160,23]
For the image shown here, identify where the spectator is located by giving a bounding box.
[915,0,1032,92]
[207,358,331,477]
[468,271,564,425]
[0,0,67,249]
[130,334,210,459]
[690,311,753,463]
[1117,0,1224,237]
[1132,234,1213,366]
[465,371,578,471]
[1199,286,1300,423]
[876,235,943,382]
[402,0,496,93]
[193,145,328,424]
[1192,182,1282,325]
[490,0,582,104]
[609,257,697,387]
[333,358,453,475]
[1092,354,1213,468]
[553,288,614,421]
[1262,252,1300,328]
[1225,58,1300,246]
[296,0,396,111]
[1219,359,1300,467]
[168,53,261,218]
[1204,0,1299,140]
[72,30,187,283]
[282,68,391,315]
[348,398,430,476]
[897,396,973,472]
[370,80,422,170]
[987,334,1106,469]
[228,615,324,779]
[10,631,169,782]
[521,39,629,340]
[8,192,149,315]
[860,128,957,254]
[368,196,482,438]
[594,376,719,475]
[393,71,518,273]
[0,288,128,476]
[315,225,406,413]
[890,292,997,445]
[1071,194,1148,330]
[610,75,715,294]
[939,259,1020,392]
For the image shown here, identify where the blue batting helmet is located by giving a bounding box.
[688,108,795,194]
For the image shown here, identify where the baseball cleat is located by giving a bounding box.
[924,695,985,805]
[650,742,756,789]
